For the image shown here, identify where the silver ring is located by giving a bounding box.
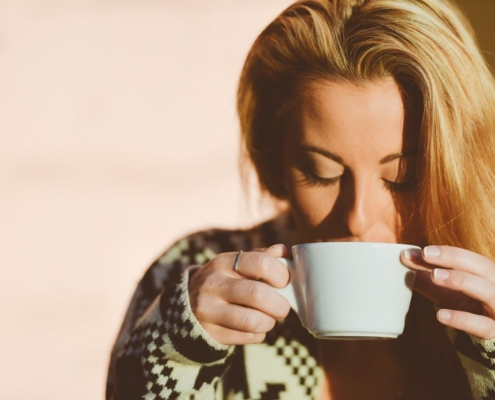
[233,250,243,273]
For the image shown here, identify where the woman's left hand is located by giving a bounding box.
[401,245,495,340]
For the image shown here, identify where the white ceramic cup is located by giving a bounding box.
[276,242,419,339]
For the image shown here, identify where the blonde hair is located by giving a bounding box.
[237,0,495,260]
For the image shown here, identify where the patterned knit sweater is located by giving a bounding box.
[106,214,495,400]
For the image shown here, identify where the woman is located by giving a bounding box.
[107,0,495,398]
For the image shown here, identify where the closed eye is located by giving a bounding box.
[382,179,415,193]
[302,171,341,187]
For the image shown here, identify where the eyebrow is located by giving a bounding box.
[301,145,417,165]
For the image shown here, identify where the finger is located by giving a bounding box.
[251,247,267,252]
[431,269,493,314]
[262,244,289,258]
[423,246,495,280]
[192,284,277,336]
[225,279,291,320]
[401,248,434,271]
[202,323,266,345]
[223,249,290,288]
[204,302,277,334]
[413,270,463,306]
[250,245,288,255]
[436,309,495,340]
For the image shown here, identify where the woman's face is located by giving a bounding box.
[283,78,421,244]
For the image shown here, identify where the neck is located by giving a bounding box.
[318,339,405,400]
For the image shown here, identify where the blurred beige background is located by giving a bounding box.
[0,1,493,399]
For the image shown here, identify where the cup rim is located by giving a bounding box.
[292,242,421,250]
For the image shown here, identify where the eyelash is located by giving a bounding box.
[382,180,414,193]
[302,171,414,192]
[302,171,340,187]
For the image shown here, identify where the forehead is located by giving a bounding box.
[294,78,415,155]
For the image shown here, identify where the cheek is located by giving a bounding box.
[394,194,424,244]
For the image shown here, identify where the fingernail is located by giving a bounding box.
[402,249,422,262]
[433,268,450,281]
[424,246,441,259]
[438,309,452,321]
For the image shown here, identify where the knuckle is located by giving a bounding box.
[247,282,267,305]
[253,253,270,277]
[271,297,291,320]
[265,317,277,331]
[215,252,232,268]
[279,299,292,318]
[449,246,459,261]
[241,331,265,344]
[239,331,255,342]
[451,271,466,288]
[241,311,261,332]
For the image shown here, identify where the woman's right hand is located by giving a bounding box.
[188,244,291,345]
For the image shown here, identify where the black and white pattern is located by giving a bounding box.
[107,213,495,400]
[274,337,318,396]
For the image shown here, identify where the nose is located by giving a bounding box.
[342,175,377,238]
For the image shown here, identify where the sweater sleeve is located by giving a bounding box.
[447,328,495,400]
[106,237,235,400]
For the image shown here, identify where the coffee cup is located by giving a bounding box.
[276,242,419,339]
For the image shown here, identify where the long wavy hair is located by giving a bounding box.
[237,0,495,262]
